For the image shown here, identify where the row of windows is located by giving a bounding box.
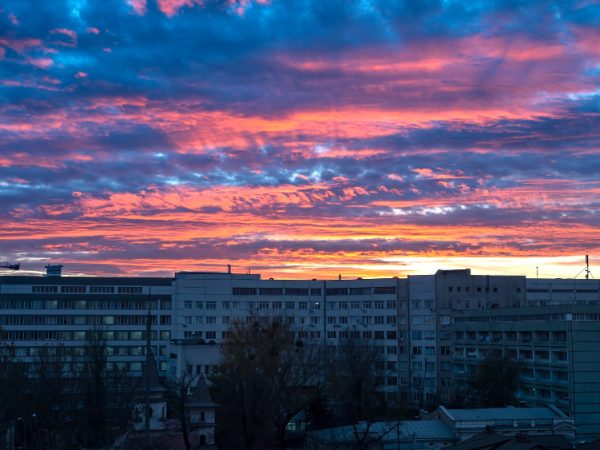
[0,314,171,326]
[31,286,145,294]
[454,330,567,343]
[527,288,599,293]
[231,286,396,296]
[448,286,502,293]
[3,330,171,341]
[1,299,171,310]
[454,347,568,362]
[25,360,168,373]
[183,299,398,310]
[11,345,168,358]
[454,313,567,323]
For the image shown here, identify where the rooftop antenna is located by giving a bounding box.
[575,255,594,279]
[0,261,20,271]
[586,255,592,279]
[536,267,539,279]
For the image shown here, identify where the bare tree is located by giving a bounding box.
[211,316,324,450]
[169,363,198,450]
[326,336,390,450]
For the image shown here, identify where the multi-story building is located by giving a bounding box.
[525,278,600,306]
[1,263,598,420]
[0,265,173,375]
[450,305,600,440]
[170,271,407,401]
[433,269,526,404]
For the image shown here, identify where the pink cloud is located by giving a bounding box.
[50,28,77,47]
[27,57,54,69]
[86,27,101,35]
[0,37,43,53]
[156,0,198,16]
[128,0,147,15]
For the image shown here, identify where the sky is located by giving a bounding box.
[1,0,600,279]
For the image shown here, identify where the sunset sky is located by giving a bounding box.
[1,0,599,279]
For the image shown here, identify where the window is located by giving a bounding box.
[374,316,384,324]
[222,301,230,309]
[351,301,360,309]
[259,288,283,296]
[205,331,216,340]
[90,286,114,293]
[233,287,257,295]
[118,286,143,294]
[327,331,336,339]
[310,288,322,296]
[386,301,396,309]
[374,286,395,294]
[412,346,422,355]
[363,301,372,309]
[310,316,320,325]
[61,286,86,293]
[387,346,397,355]
[339,301,348,309]
[285,288,308,296]
[32,286,58,293]
[326,288,348,296]
[441,346,451,355]
[184,316,192,325]
[259,301,269,309]
[386,316,396,324]
[195,316,203,324]
[387,331,396,339]
[195,301,203,309]
[374,331,384,340]
[161,299,171,310]
[374,301,384,309]
[206,316,216,324]
[338,316,348,324]
[272,301,282,310]
[285,302,295,309]
[327,316,336,325]
[349,287,371,295]
[184,301,192,309]
[299,302,308,310]
[310,331,321,339]
[206,301,216,309]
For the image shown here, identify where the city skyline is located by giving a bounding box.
[1,1,600,279]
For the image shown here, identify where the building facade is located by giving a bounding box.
[0,266,173,376]
[1,264,599,421]
[450,305,600,440]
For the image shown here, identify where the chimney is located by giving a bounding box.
[45,264,63,277]
[227,264,231,274]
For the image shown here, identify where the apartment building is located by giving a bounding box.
[170,271,407,401]
[0,265,173,375]
[525,278,600,306]
[2,264,598,414]
[450,305,600,440]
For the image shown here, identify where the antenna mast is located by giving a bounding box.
[585,255,592,280]
[575,255,594,279]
